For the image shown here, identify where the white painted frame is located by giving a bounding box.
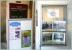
[35,1,68,50]
[6,1,9,50]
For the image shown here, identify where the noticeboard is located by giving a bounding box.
[8,19,32,50]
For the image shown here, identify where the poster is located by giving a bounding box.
[21,30,31,48]
[9,21,21,40]
[8,20,32,49]
[47,9,59,18]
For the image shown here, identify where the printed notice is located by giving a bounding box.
[47,8,59,18]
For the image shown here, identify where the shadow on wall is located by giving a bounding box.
[1,1,6,43]
[1,1,7,49]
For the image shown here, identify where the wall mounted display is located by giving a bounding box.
[9,1,33,19]
[42,21,66,31]
[42,32,65,45]
[8,19,32,49]
[9,3,28,19]
[41,5,67,45]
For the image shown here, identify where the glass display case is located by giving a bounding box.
[41,5,67,45]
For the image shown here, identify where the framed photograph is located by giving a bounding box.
[52,21,66,31]
[42,32,53,45]
[55,21,66,31]
[42,32,65,45]
[42,21,66,31]
[42,22,52,31]
[53,32,65,44]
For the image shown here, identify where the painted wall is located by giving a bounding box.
[67,0,72,49]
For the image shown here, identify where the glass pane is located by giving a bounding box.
[42,5,67,45]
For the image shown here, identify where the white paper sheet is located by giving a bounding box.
[47,8,59,18]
